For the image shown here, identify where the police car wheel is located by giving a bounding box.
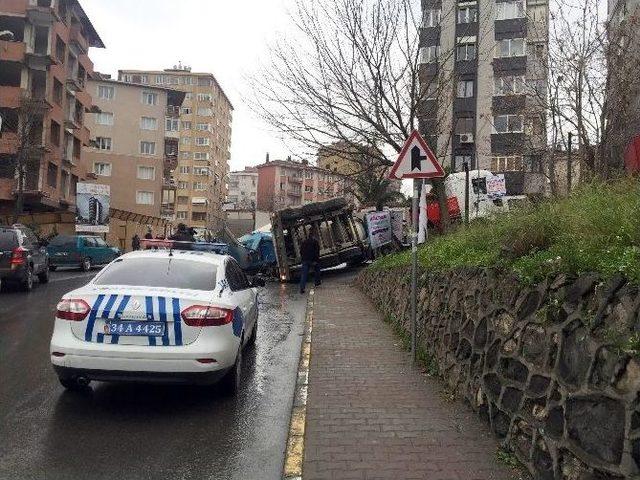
[220,346,242,396]
[81,258,92,272]
[58,376,91,391]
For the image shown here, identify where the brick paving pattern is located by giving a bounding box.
[303,276,520,480]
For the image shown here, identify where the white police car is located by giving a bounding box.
[50,245,262,395]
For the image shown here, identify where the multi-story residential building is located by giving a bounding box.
[84,76,185,218]
[117,66,233,232]
[0,0,103,214]
[256,158,354,212]
[226,166,258,210]
[418,0,548,194]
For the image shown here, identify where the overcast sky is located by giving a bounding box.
[81,0,296,172]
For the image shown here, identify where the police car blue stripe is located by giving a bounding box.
[158,297,169,346]
[96,294,119,343]
[172,298,182,346]
[84,295,106,342]
[110,295,131,345]
[145,296,156,346]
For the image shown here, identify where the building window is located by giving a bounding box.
[140,116,157,130]
[491,155,523,172]
[50,120,61,146]
[177,181,189,189]
[419,45,439,64]
[194,167,209,176]
[165,117,180,132]
[47,162,58,188]
[177,196,189,205]
[304,170,314,179]
[181,107,192,115]
[96,137,112,151]
[176,211,188,220]
[493,114,524,133]
[122,74,133,82]
[193,182,206,191]
[423,8,441,27]
[194,152,210,160]
[494,75,526,96]
[455,117,474,134]
[424,82,438,100]
[94,162,112,176]
[140,75,149,84]
[457,80,474,98]
[456,43,476,61]
[197,107,213,117]
[179,166,190,174]
[196,123,211,131]
[495,0,525,20]
[181,151,191,159]
[97,85,115,100]
[95,112,114,125]
[142,91,158,105]
[136,191,155,205]
[496,38,526,58]
[458,5,478,23]
[305,186,314,193]
[192,212,207,222]
[140,141,156,155]
[181,121,192,130]
[137,166,155,180]
[453,155,473,172]
[196,137,210,146]
[197,93,212,102]
[53,78,63,106]
[181,137,191,145]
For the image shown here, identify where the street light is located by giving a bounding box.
[0,30,15,41]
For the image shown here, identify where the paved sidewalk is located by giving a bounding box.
[303,276,520,480]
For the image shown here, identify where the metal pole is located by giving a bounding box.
[463,161,470,226]
[567,132,573,194]
[410,179,418,364]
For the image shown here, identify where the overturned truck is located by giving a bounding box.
[271,198,368,282]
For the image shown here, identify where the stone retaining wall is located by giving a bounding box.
[357,267,640,479]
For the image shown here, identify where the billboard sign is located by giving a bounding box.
[366,211,393,250]
[76,183,110,233]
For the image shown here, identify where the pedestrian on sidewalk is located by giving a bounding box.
[131,234,141,251]
[299,232,321,294]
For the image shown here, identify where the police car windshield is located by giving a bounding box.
[94,257,217,291]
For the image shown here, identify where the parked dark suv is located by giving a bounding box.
[0,224,50,292]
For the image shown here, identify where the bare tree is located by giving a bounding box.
[250,0,498,229]
[529,0,640,180]
[0,95,46,222]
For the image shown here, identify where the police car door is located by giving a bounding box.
[225,259,256,345]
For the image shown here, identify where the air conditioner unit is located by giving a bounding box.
[459,133,475,143]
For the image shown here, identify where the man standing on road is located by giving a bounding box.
[131,234,141,251]
[299,232,321,294]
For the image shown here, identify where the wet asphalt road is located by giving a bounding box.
[0,270,307,480]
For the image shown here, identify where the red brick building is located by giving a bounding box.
[256,158,355,212]
[0,0,104,215]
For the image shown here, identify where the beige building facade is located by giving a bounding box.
[226,167,258,210]
[84,78,184,218]
[117,67,233,233]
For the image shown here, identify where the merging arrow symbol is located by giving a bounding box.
[410,145,426,171]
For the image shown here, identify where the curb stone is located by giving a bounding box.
[283,288,314,480]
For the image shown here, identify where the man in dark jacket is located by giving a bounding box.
[299,232,321,294]
[131,234,141,251]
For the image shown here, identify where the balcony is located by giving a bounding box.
[166,106,181,117]
[69,24,89,53]
[26,5,57,24]
[288,190,302,197]
[288,176,303,184]
[0,40,26,63]
[0,86,22,108]
[65,77,83,93]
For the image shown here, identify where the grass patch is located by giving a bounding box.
[372,180,640,284]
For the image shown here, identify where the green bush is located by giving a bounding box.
[371,180,640,284]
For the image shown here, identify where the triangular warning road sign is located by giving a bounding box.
[389,130,445,180]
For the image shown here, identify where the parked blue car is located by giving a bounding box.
[47,235,121,271]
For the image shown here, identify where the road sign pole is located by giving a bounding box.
[411,180,418,364]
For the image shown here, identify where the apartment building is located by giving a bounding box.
[84,77,185,218]
[419,0,548,194]
[256,159,354,212]
[117,66,233,233]
[0,0,103,214]
[226,166,258,210]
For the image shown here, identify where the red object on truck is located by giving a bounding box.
[625,134,640,175]
[426,196,461,230]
